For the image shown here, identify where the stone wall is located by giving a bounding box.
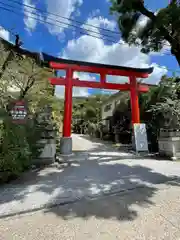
[33,105,56,166]
[158,129,180,160]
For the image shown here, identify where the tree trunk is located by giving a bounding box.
[173,50,180,66]
[19,79,35,99]
[170,33,180,66]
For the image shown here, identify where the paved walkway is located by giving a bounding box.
[1,183,180,239]
[1,134,180,239]
[0,134,180,218]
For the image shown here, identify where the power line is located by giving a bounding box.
[0,1,121,42]
[0,3,144,49]
[0,6,178,72]
[0,5,123,47]
[8,0,178,52]
[6,0,121,35]
[3,0,172,49]
[0,2,173,57]
[0,7,172,58]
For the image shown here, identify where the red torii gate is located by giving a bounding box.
[42,54,153,154]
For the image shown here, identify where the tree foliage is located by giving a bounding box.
[0,38,60,183]
[147,77,180,129]
[72,95,110,134]
[110,0,180,65]
[0,118,31,183]
[110,75,180,150]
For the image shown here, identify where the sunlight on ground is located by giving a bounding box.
[89,152,133,157]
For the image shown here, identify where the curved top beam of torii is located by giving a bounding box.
[40,53,153,78]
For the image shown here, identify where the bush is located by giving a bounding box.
[0,105,58,183]
[0,118,31,183]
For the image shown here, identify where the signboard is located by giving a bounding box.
[133,123,148,152]
[8,100,28,124]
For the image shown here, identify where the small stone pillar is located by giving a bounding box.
[33,105,56,166]
[158,129,180,160]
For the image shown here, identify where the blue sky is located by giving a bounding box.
[0,0,179,97]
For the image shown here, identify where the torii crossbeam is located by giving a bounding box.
[41,53,153,155]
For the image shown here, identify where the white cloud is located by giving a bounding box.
[23,0,39,32]
[136,15,150,30]
[0,27,10,41]
[82,16,117,37]
[55,72,95,98]
[149,41,171,56]
[144,63,167,84]
[136,11,159,32]
[63,35,105,61]
[45,0,83,35]
[62,33,167,84]
[55,16,167,97]
[161,41,171,52]
[55,86,90,98]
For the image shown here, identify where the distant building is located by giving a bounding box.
[101,91,129,127]
[101,82,156,130]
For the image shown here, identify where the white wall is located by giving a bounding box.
[101,93,122,125]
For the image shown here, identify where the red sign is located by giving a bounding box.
[9,100,28,124]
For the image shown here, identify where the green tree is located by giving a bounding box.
[139,76,176,150]
[110,0,180,65]
[110,76,180,149]
[71,94,110,133]
[85,106,97,121]
[0,38,59,183]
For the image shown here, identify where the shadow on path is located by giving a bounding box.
[0,135,180,222]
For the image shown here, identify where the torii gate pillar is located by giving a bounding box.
[60,69,73,155]
[130,76,140,124]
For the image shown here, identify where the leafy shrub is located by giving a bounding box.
[0,118,31,183]
[0,113,46,183]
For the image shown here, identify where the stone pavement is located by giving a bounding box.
[1,184,180,239]
[0,134,180,221]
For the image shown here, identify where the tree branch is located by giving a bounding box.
[19,77,36,99]
[0,51,15,80]
[0,35,22,81]
[137,2,178,46]
[11,75,24,91]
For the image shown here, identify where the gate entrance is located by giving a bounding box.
[42,53,153,154]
